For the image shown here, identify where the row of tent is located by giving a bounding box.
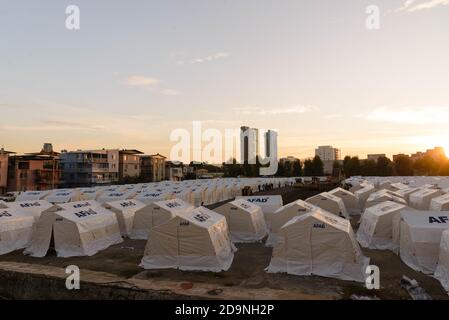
[344,176,449,294]
[9,177,297,206]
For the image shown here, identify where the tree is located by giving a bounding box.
[376,156,394,176]
[303,159,313,176]
[343,156,361,177]
[311,156,324,176]
[360,159,377,176]
[394,155,413,176]
[293,160,303,177]
[413,156,439,176]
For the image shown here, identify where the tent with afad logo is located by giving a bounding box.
[140,206,236,272]
[305,192,349,219]
[24,205,122,258]
[103,199,146,237]
[266,209,369,282]
[0,208,35,255]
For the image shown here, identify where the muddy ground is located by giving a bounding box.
[1,186,448,299]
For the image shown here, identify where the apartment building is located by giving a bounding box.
[315,145,341,161]
[0,148,15,194]
[140,153,166,182]
[367,154,387,162]
[60,149,119,187]
[165,161,184,181]
[6,144,61,192]
[119,149,143,181]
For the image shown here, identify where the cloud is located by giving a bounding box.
[397,0,449,12]
[234,105,317,116]
[160,89,181,96]
[191,52,230,64]
[124,75,160,87]
[359,106,449,124]
[325,114,343,119]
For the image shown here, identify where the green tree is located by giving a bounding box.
[311,156,324,176]
[360,159,377,176]
[293,160,303,177]
[343,156,361,177]
[394,155,413,176]
[303,159,313,176]
[376,156,394,176]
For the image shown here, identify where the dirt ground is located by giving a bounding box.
[1,186,448,300]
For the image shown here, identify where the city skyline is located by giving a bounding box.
[2,1,449,159]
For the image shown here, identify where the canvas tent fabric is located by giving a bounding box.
[130,199,194,240]
[56,200,101,211]
[266,200,319,247]
[398,210,449,274]
[305,192,349,219]
[44,189,82,204]
[0,200,9,208]
[15,190,50,202]
[266,209,369,282]
[357,201,407,250]
[429,193,449,211]
[409,189,445,210]
[0,208,35,255]
[354,185,376,209]
[364,190,407,209]
[140,206,236,272]
[434,229,449,294]
[77,188,105,200]
[6,200,56,219]
[328,188,360,215]
[395,187,420,203]
[236,195,283,225]
[134,191,173,205]
[96,191,137,204]
[24,205,123,258]
[103,199,146,237]
[214,199,268,243]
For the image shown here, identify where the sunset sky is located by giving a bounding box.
[1,0,449,160]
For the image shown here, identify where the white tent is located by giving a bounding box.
[364,190,407,209]
[354,185,376,209]
[213,199,268,243]
[389,182,409,191]
[44,189,83,204]
[130,198,194,240]
[6,200,56,219]
[328,188,360,215]
[434,229,449,294]
[398,210,449,274]
[15,190,50,202]
[236,195,283,225]
[0,208,35,255]
[409,189,445,210]
[56,199,101,211]
[266,200,319,247]
[0,200,9,208]
[266,209,369,282]
[395,187,420,203]
[305,192,349,219]
[134,191,173,205]
[357,201,407,250]
[24,205,122,258]
[77,187,105,200]
[140,206,236,272]
[429,193,449,211]
[96,190,136,204]
[103,199,146,237]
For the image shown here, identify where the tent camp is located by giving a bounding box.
[236,195,283,225]
[434,229,449,294]
[0,208,35,255]
[389,182,409,191]
[328,188,360,215]
[56,200,101,211]
[305,192,349,219]
[266,209,369,282]
[77,188,104,200]
[103,199,146,237]
[266,200,319,247]
[15,190,50,202]
[130,199,194,240]
[140,206,236,272]
[44,189,83,204]
[357,201,407,250]
[429,193,449,211]
[364,190,407,209]
[24,205,122,258]
[397,210,449,274]
[354,185,376,209]
[409,189,445,210]
[213,199,268,243]
[6,200,56,219]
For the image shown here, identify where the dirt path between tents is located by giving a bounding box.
[0,187,448,300]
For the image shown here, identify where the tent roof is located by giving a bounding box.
[181,206,225,229]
